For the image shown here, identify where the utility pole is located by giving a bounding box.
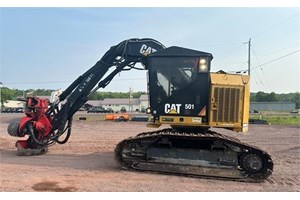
[129,87,133,112]
[247,38,251,75]
[244,38,251,75]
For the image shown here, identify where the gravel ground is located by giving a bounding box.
[0,113,299,192]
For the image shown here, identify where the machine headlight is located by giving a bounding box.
[199,58,206,64]
[198,58,209,73]
[146,107,152,114]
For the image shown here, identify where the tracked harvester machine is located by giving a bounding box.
[7,38,273,181]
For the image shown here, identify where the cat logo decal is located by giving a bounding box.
[164,103,182,114]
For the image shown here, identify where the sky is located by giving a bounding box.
[0,7,299,93]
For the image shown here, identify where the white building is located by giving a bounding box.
[3,100,25,108]
[100,98,140,112]
[95,95,150,112]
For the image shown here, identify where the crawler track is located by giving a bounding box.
[115,128,273,182]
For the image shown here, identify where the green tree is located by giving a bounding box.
[35,89,54,96]
[292,92,300,109]
[250,92,256,102]
[255,91,267,102]
[88,92,99,100]
[0,87,13,107]
[266,92,277,102]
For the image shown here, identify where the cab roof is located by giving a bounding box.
[149,46,213,59]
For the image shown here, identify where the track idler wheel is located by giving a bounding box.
[241,153,263,173]
[240,152,271,179]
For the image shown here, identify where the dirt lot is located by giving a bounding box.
[0,113,299,192]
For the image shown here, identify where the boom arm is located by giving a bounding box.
[46,38,165,142]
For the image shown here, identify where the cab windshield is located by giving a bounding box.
[150,57,199,104]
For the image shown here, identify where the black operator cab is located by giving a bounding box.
[146,46,213,126]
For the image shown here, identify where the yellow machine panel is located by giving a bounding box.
[209,73,250,132]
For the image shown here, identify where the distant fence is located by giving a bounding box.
[250,102,295,112]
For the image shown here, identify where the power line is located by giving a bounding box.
[251,49,300,70]
[216,13,300,71]
[251,12,300,39]
[259,43,300,58]
[253,69,267,91]
[252,74,262,89]
[225,13,299,74]
[230,49,300,73]
[252,47,272,91]
[260,68,272,92]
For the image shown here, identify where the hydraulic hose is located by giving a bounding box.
[54,118,73,144]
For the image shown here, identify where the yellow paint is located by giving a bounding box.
[208,73,250,133]
[210,73,250,86]
[147,72,251,133]
[168,109,178,114]
[199,106,206,116]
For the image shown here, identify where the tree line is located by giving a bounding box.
[0,87,146,106]
[250,91,299,108]
[1,87,299,108]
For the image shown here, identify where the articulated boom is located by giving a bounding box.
[8,38,165,151]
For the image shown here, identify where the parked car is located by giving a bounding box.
[87,107,106,113]
[1,108,9,113]
[1,107,24,113]
[120,107,127,113]
[15,108,24,113]
[290,109,300,114]
[105,108,114,113]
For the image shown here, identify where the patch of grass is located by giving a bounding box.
[250,115,300,125]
